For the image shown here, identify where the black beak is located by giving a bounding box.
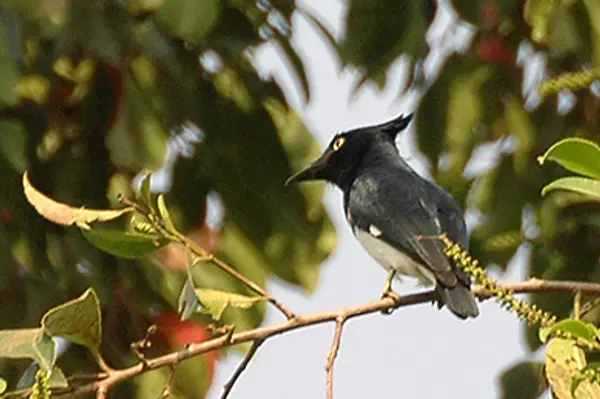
[285,151,331,186]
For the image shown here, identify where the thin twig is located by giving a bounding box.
[220,340,264,399]
[210,256,296,319]
[96,387,107,399]
[158,365,176,398]
[325,316,347,399]
[67,373,109,382]
[474,278,600,297]
[574,291,582,319]
[120,193,296,320]
[131,325,157,367]
[50,279,600,398]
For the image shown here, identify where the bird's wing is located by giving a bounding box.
[348,173,465,288]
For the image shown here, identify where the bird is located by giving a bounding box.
[285,113,479,319]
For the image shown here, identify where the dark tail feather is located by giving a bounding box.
[437,284,479,319]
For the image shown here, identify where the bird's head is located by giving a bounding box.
[285,113,413,189]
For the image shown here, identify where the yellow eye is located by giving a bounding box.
[333,137,346,151]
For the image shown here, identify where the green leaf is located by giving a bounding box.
[22,171,134,229]
[157,194,176,232]
[539,319,599,343]
[545,338,600,399]
[541,176,600,199]
[500,361,546,399]
[0,377,6,394]
[48,366,68,388]
[194,288,267,321]
[524,0,559,44]
[41,288,102,350]
[538,138,600,180]
[0,329,55,372]
[82,228,167,259]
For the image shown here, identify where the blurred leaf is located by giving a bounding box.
[542,177,600,199]
[126,0,165,14]
[179,92,336,293]
[538,138,600,180]
[442,64,492,181]
[583,0,600,67]
[212,66,255,112]
[500,361,546,399]
[0,329,55,372]
[41,288,102,350]
[525,0,559,44]
[469,156,529,268]
[15,74,50,104]
[0,19,20,106]
[416,55,494,181]
[23,172,133,228]
[0,377,5,394]
[82,228,167,259]
[155,0,220,44]
[194,288,267,321]
[272,36,310,103]
[297,8,339,57]
[539,319,599,344]
[545,338,600,398]
[505,95,536,173]
[341,0,428,88]
[548,4,582,54]
[452,0,483,23]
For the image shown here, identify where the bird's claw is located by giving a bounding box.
[380,289,401,315]
[380,270,400,315]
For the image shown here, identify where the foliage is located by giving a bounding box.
[2,0,600,397]
[0,0,335,396]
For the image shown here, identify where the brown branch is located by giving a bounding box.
[473,278,600,297]
[220,340,264,399]
[325,316,347,399]
[51,279,600,398]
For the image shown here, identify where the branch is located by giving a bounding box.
[209,256,295,319]
[52,278,600,398]
[121,194,296,320]
[325,316,347,399]
[220,339,264,399]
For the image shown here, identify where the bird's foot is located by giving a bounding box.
[380,270,400,315]
[381,290,400,315]
[380,289,401,315]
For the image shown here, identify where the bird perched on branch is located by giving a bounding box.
[286,114,479,319]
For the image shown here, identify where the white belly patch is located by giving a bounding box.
[355,228,436,286]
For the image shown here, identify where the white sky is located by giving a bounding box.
[207,2,540,398]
